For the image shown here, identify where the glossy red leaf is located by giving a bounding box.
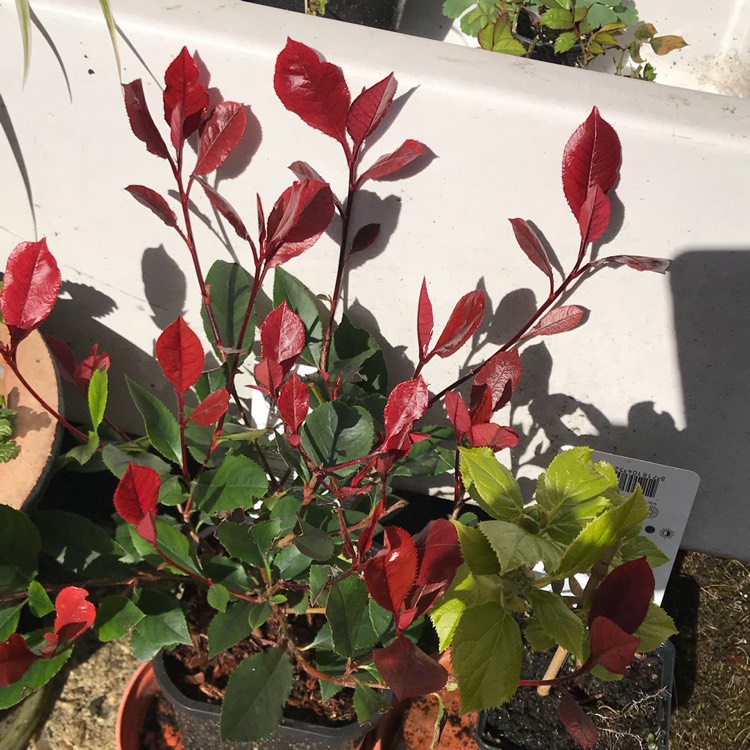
[163,47,208,147]
[193,101,247,176]
[277,373,309,435]
[445,391,471,438]
[74,343,110,391]
[364,526,418,619]
[288,160,326,183]
[578,184,611,245]
[593,255,671,274]
[346,73,397,148]
[559,691,598,750]
[350,223,380,255]
[358,139,426,185]
[588,557,654,634]
[44,335,77,384]
[54,587,96,644]
[0,239,61,341]
[373,635,448,701]
[562,107,621,220]
[122,79,170,160]
[527,305,585,337]
[470,349,522,416]
[197,179,250,242]
[273,39,350,147]
[265,180,335,268]
[382,377,429,454]
[125,185,178,229]
[509,218,553,280]
[0,634,37,687]
[469,423,519,452]
[156,316,204,394]
[114,463,160,526]
[417,278,434,361]
[260,302,306,372]
[432,290,485,359]
[189,387,230,426]
[589,616,640,674]
[410,519,463,617]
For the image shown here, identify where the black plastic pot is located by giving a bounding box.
[514,9,582,67]
[242,0,404,31]
[475,640,676,750]
[152,650,380,750]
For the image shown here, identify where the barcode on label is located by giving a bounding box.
[615,468,662,498]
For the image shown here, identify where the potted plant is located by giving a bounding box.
[243,0,404,30]
[0,38,676,749]
[442,0,686,78]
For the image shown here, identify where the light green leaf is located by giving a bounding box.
[0,506,40,592]
[27,581,54,618]
[65,430,100,466]
[555,31,579,53]
[634,603,677,653]
[102,443,172,479]
[452,602,522,712]
[527,589,585,657]
[88,368,108,431]
[480,520,564,573]
[127,377,181,465]
[130,592,191,661]
[97,0,122,75]
[454,521,500,575]
[459,448,523,521]
[540,8,574,28]
[0,647,71,709]
[95,596,144,641]
[15,0,32,83]
[620,535,670,569]
[442,0,476,19]
[192,455,268,513]
[207,583,230,613]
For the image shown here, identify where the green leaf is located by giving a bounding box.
[459,448,523,521]
[95,596,144,641]
[201,260,254,364]
[620,535,670,569]
[540,8,573,28]
[88,368,108,431]
[0,647,71,709]
[585,2,618,27]
[480,520,564,573]
[327,576,369,658]
[442,0,476,19]
[208,583,230,612]
[454,521,500,576]
[274,267,328,366]
[192,455,268,513]
[208,601,271,658]
[27,581,54,618]
[65,430,100,466]
[328,316,387,395]
[354,680,390,724]
[155,519,202,576]
[221,648,294,742]
[524,615,556,652]
[269,496,303,536]
[309,565,332,605]
[527,589,584,657]
[202,557,250,592]
[218,521,278,568]
[130,591,191,661]
[0,602,24,640]
[273,546,312,580]
[97,0,121,74]
[555,31,579,53]
[0,506,40,592]
[127,377,181,465]
[633,603,677,653]
[300,402,374,474]
[452,602,522,712]
[15,0,32,84]
[102,443,172,479]
[295,521,335,562]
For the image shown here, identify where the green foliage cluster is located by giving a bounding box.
[0,392,19,464]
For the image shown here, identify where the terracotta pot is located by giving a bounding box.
[0,324,63,511]
[116,660,160,750]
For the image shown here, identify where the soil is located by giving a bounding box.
[141,693,185,750]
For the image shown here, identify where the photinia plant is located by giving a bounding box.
[0,40,676,746]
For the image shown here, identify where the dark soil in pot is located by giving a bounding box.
[515,8,582,67]
[242,0,403,31]
[477,643,674,750]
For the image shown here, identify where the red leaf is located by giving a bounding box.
[189,387,230,426]
[527,305,585,337]
[114,463,160,526]
[578,184,611,245]
[589,616,640,674]
[445,391,471,438]
[73,343,110,391]
[163,47,209,147]
[53,587,96,644]
[265,180,335,268]
[509,218,553,279]
[273,39,350,148]
[417,278,434,361]
[470,350,522,417]
[410,520,462,618]
[193,102,247,176]
[288,161,326,183]
[593,255,671,274]
[260,302,306,372]
[431,291,485,359]
[588,557,654,634]
[125,185,178,229]
[155,317,204,394]
[364,527,418,619]
[559,691,599,750]
[350,223,380,255]
[44,335,77,384]
[382,377,429,454]
[253,359,284,396]
[277,373,309,435]
[346,73,397,148]
[358,139,426,184]
[0,634,37,687]
[0,239,61,343]
[562,107,621,220]
[122,79,170,160]
[373,635,448,701]
[197,179,250,242]
[469,423,519,451]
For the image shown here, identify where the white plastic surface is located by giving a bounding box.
[1,0,749,559]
